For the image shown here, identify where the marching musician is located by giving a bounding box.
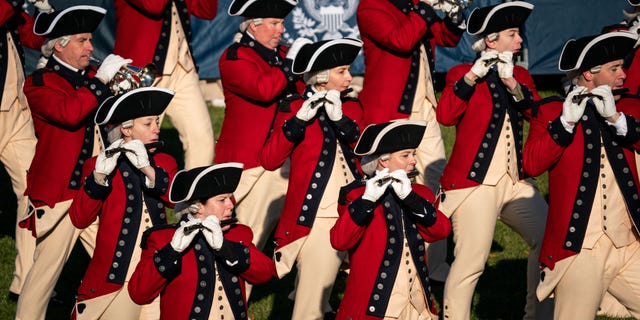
[127,163,275,320]
[356,0,466,284]
[113,0,216,169]
[69,87,178,319]
[435,2,550,319]
[524,31,640,319]
[15,6,133,320]
[330,119,451,319]
[260,37,363,319]
[0,0,47,301]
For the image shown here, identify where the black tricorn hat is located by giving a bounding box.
[467,1,533,36]
[291,38,362,74]
[354,120,427,156]
[629,0,640,6]
[559,31,637,72]
[95,87,174,125]
[169,163,244,203]
[228,0,297,18]
[34,5,106,38]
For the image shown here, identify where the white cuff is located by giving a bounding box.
[559,116,575,133]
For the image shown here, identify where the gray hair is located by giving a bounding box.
[234,18,263,42]
[360,153,390,177]
[471,32,499,52]
[37,35,71,69]
[304,70,329,85]
[174,200,200,220]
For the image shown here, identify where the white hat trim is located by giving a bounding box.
[94,87,175,125]
[558,31,637,72]
[34,5,107,36]
[169,162,245,203]
[228,0,298,16]
[357,119,427,156]
[468,1,534,36]
[297,38,362,74]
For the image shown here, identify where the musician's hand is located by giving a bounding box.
[95,54,133,84]
[170,219,202,253]
[471,50,499,79]
[95,139,124,176]
[324,90,343,121]
[286,37,312,60]
[30,0,53,13]
[421,0,439,6]
[591,85,617,118]
[201,216,224,251]
[122,139,150,169]
[363,168,391,202]
[390,169,412,200]
[296,91,324,122]
[497,51,514,79]
[561,86,588,125]
[630,20,640,48]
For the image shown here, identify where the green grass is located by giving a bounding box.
[0,89,633,319]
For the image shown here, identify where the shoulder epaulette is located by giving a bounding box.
[226,43,242,61]
[140,223,179,249]
[31,69,48,87]
[339,179,366,205]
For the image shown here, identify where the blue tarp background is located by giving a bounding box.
[27,0,631,77]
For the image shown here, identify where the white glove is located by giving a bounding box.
[421,0,438,6]
[95,54,133,84]
[433,1,459,15]
[629,19,640,48]
[29,0,53,13]
[296,91,325,122]
[591,85,618,118]
[389,169,412,200]
[497,51,514,79]
[170,219,202,253]
[286,38,313,60]
[201,215,224,251]
[363,168,392,202]
[95,139,124,175]
[561,86,588,124]
[122,139,150,169]
[323,90,343,121]
[471,50,499,78]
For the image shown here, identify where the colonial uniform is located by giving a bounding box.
[435,3,549,319]
[330,120,452,319]
[15,6,112,320]
[216,0,300,253]
[113,0,216,169]
[68,88,178,319]
[128,163,276,320]
[357,0,464,282]
[260,38,363,319]
[0,0,44,297]
[524,31,640,319]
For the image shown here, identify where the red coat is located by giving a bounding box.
[127,222,275,320]
[523,96,640,270]
[260,91,363,249]
[23,58,110,210]
[113,0,217,68]
[216,36,303,169]
[0,2,43,50]
[69,153,177,302]
[330,184,451,319]
[357,0,462,126]
[437,64,540,191]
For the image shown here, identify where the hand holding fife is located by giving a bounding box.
[561,86,588,124]
[201,216,224,251]
[95,139,124,176]
[296,91,325,122]
[170,219,202,253]
[122,140,150,169]
[591,85,617,119]
[471,50,499,79]
[497,51,514,79]
[363,168,392,202]
[390,169,412,200]
[323,90,343,121]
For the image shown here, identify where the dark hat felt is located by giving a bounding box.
[34,5,106,38]
[228,0,297,18]
[354,120,427,156]
[467,1,533,36]
[292,38,362,74]
[629,0,640,6]
[95,87,174,125]
[169,163,244,203]
[559,31,637,72]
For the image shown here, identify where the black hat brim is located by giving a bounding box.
[95,87,174,125]
[559,31,637,72]
[354,120,427,156]
[228,0,297,18]
[467,1,533,36]
[292,38,362,74]
[169,163,244,203]
[34,5,106,38]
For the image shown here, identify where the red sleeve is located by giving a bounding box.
[436,64,472,126]
[330,187,368,252]
[412,185,451,242]
[17,11,45,50]
[69,157,102,229]
[226,225,276,284]
[522,101,566,177]
[357,2,427,53]
[186,0,217,20]
[128,230,173,305]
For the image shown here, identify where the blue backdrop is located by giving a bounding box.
[26,0,631,78]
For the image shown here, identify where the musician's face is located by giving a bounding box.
[320,65,352,92]
[123,116,160,148]
[383,149,417,173]
[54,33,94,69]
[590,59,626,93]
[250,18,285,50]
[200,193,235,231]
[489,28,522,53]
